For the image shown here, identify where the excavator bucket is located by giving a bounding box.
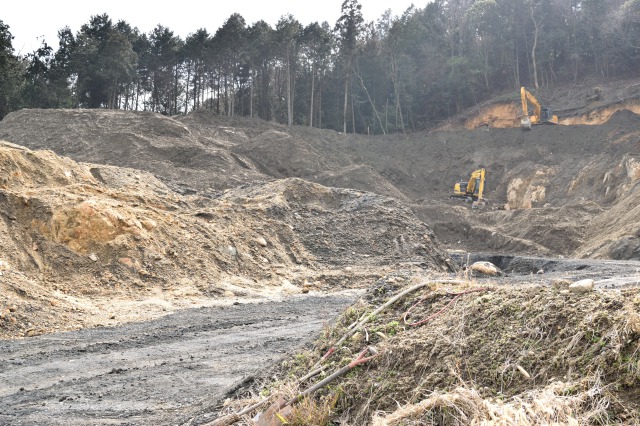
[472,199,487,209]
[521,117,532,130]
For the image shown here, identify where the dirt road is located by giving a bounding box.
[0,293,358,425]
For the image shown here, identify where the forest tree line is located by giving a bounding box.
[1,0,639,134]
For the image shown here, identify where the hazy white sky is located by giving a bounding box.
[4,0,421,55]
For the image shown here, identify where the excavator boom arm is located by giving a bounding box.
[475,169,485,200]
[521,87,541,119]
[463,169,485,199]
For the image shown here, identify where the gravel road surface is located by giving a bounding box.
[0,293,357,425]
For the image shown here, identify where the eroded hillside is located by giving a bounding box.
[0,141,452,338]
[4,87,640,261]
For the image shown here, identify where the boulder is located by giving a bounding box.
[569,279,595,293]
[469,261,502,277]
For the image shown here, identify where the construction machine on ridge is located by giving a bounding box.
[520,87,558,129]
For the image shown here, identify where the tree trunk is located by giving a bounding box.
[250,68,254,118]
[287,56,292,126]
[309,63,315,127]
[109,76,118,110]
[318,80,322,129]
[515,39,520,89]
[174,65,179,115]
[217,72,221,114]
[342,57,351,134]
[355,69,385,135]
[530,7,540,90]
[185,65,191,114]
[230,73,235,117]
[390,55,405,133]
[351,92,355,134]
[135,81,140,111]
[343,77,349,133]
[385,98,389,132]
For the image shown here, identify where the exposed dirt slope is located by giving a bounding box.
[210,107,640,259]
[2,81,640,260]
[0,109,267,194]
[0,141,452,338]
[4,92,640,261]
[456,77,640,129]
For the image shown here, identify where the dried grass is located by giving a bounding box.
[370,373,616,426]
[228,285,640,426]
[285,393,338,426]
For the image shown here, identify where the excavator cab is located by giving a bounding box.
[450,168,487,208]
[540,106,555,122]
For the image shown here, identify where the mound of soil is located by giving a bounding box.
[0,141,452,338]
[450,77,640,129]
[0,109,267,194]
[220,178,453,270]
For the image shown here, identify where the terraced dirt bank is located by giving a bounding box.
[0,79,639,424]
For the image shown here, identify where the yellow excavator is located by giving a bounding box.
[450,168,487,208]
[520,86,558,129]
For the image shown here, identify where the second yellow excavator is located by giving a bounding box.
[520,87,558,129]
[450,168,487,208]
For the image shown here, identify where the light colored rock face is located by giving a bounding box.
[569,279,595,293]
[625,158,640,181]
[40,200,150,254]
[506,171,549,209]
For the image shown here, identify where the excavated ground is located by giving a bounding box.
[0,78,639,424]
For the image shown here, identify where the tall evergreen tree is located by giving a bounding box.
[0,21,23,118]
[102,31,137,109]
[247,20,274,120]
[48,27,77,108]
[335,0,364,133]
[213,14,248,116]
[73,14,138,108]
[22,41,55,108]
[275,15,302,126]
[184,29,210,112]
[147,25,182,114]
[300,22,333,128]
[74,14,113,107]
